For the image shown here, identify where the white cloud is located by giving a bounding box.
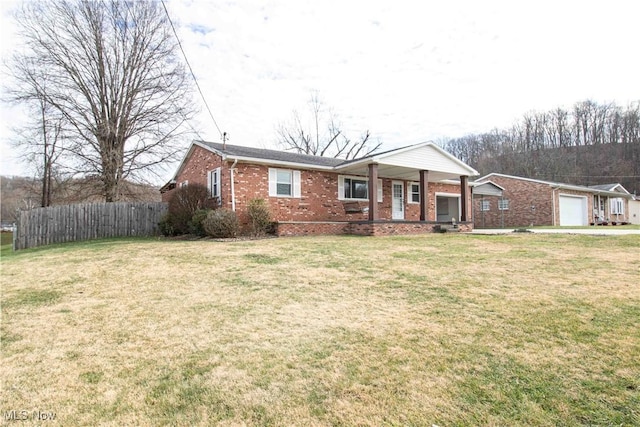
[2,0,639,182]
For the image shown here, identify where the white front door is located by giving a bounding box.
[392,181,404,220]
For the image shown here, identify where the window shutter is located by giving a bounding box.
[207,171,212,196]
[268,168,277,197]
[611,198,623,214]
[292,170,301,198]
[215,167,221,197]
[338,176,345,200]
[377,179,383,202]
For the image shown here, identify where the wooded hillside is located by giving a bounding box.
[441,100,640,194]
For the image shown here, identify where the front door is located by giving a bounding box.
[392,181,404,220]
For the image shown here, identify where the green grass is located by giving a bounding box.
[1,234,639,426]
[1,231,13,257]
[2,288,63,308]
[0,231,12,245]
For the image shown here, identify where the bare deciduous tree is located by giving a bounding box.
[440,99,640,194]
[5,55,69,207]
[276,93,381,159]
[9,0,197,201]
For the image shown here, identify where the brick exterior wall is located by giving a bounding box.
[474,176,595,228]
[276,221,472,237]
[162,145,471,234]
[276,222,349,236]
[348,221,472,236]
[473,176,553,228]
[161,146,227,203]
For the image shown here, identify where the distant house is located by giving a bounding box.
[628,194,640,225]
[473,173,633,228]
[160,140,479,236]
[587,183,633,224]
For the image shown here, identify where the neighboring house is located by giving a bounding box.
[471,180,505,229]
[587,183,633,224]
[0,222,15,232]
[629,195,640,225]
[161,140,479,236]
[473,173,633,228]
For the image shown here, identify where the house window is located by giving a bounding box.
[498,199,509,210]
[338,176,383,202]
[277,170,292,196]
[610,198,624,214]
[481,200,490,211]
[268,168,301,198]
[344,177,368,200]
[409,182,420,203]
[208,167,221,198]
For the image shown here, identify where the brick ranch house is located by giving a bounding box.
[473,173,633,228]
[160,140,479,236]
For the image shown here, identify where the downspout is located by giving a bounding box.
[551,187,557,226]
[500,195,504,228]
[230,159,238,212]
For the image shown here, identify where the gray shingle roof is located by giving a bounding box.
[198,141,346,167]
[588,183,620,191]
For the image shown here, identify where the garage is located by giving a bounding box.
[559,194,588,226]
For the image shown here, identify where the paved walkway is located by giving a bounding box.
[472,228,640,236]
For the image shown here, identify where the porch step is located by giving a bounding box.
[434,224,460,233]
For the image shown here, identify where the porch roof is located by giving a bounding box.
[588,183,631,195]
[334,142,479,181]
[471,181,505,197]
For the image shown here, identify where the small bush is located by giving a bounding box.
[247,198,272,236]
[158,213,177,236]
[203,209,239,238]
[168,184,209,234]
[189,209,211,236]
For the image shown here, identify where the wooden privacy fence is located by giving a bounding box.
[13,202,168,250]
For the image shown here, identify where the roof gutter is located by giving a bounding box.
[222,155,337,171]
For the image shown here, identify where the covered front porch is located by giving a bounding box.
[279,142,479,236]
[335,142,478,224]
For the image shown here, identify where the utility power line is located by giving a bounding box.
[161,0,224,139]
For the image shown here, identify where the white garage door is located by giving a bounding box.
[559,195,587,226]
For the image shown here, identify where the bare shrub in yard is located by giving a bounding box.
[247,198,272,236]
[203,209,239,238]
[168,184,210,234]
[189,209,211,237]
[158,213,177,236]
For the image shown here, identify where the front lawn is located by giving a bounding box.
[1,234,638,426]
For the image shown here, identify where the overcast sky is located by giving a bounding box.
[1,0,639,183]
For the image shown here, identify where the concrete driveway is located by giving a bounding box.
[472,228,640,236]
